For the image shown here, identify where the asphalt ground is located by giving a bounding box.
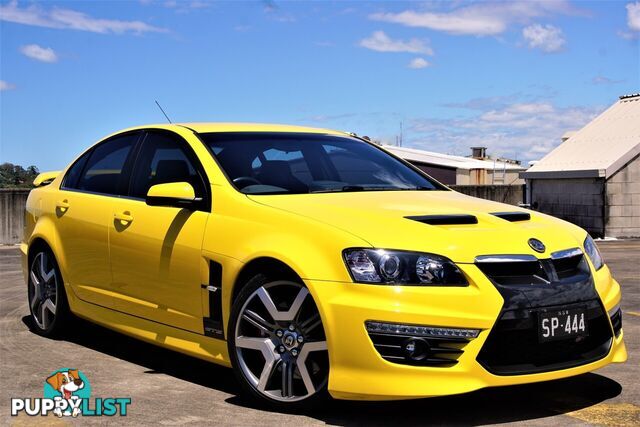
[1,240,638,426]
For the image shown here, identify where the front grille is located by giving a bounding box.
[367,330,470,367]
[477,300,612,375]
[475,249,589,287]
[475,248,612,375]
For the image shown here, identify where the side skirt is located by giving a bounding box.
[66,283,231,367]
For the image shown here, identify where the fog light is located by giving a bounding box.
[402,338,429,361]
[365,321,480,339]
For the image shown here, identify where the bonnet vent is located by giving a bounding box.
[406,214,478,225]
[491,212,531,222]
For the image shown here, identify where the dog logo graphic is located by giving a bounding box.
[44,369,90,417]
[11,368,130,417]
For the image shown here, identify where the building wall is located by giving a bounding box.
[451,185,524,206]
[0,189,30,244]
[456,169,471,185]
[409,162,457,185]
[529,178,605,237]
[502,170,525,186]
[605,154,640,237]
[455,169,524,186]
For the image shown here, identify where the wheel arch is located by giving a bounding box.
[27,237,52,261]
[29,215,67,276]
[27,218,76,309]
[231,256,303,306]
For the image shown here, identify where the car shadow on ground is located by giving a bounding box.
[23,315,621,426]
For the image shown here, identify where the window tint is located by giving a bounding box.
[130,132,206,200]
[75,134,137,195]
[321,144,390,184]
[257,148,313,184]
[200,133,443,194]
[62,151,90,189]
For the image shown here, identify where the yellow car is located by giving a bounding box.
[22,123,626,407]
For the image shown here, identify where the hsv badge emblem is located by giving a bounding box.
[528,238,546,253]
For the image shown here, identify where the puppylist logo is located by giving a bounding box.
[11,368,131,417]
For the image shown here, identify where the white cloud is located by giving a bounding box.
[263,2,296,23]
[408,57,430,69]
[370,9,505,36]
[0,80,16,91]
[20,44,58,63]
[0,0,166,34]
[163,0,210,13]
[627,2,640,31]
[369,1,582,36]
[408,99,601,161]
[592,75,624,85]
[359,31,434,55]
[522,24,566,52]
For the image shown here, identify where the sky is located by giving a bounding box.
[1,0,639,171]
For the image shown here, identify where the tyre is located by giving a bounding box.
[228,275,329,408]
[27,246,70,337]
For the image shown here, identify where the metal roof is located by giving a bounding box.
[522,94,640,179]
[382,145,525,171]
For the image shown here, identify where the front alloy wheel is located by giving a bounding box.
[230,279,329,405]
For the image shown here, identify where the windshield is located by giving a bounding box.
[198,132,446,194]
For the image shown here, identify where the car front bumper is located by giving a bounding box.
[306,263,627,401]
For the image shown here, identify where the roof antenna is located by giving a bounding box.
[154,100,172,123]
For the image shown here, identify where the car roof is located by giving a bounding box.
[121,122,347,136]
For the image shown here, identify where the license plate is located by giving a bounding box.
[538,307,588,342]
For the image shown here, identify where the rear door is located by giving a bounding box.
[55,132,140,308]
[107,130,210,332]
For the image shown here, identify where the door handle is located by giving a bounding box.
[114,211,134,223]
[56,199,69,211]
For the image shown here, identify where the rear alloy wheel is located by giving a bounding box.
[27,248,69,336]
[229,279,329,406]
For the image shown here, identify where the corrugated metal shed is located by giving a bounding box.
[522,94,640,179]
[382,145,525,171]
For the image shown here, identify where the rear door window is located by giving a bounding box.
[74,134,138,196]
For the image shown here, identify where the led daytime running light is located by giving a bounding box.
[365,321,480,339]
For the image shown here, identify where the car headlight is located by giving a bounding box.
[343,248,468,286]
[583,235,604,271]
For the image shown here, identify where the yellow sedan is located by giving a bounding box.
[22,123,626,408]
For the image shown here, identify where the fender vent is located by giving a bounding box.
[491,212,531,222]
[203,260,224,339]
[406,214,478,225]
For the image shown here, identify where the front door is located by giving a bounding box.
[108,130,210,333]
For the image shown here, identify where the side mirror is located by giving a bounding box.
[145,182,200,209]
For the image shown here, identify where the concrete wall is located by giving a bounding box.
[0,189,30,244]
[606,154,640,238]
[529,178,605,237]
[451,184,525,206]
